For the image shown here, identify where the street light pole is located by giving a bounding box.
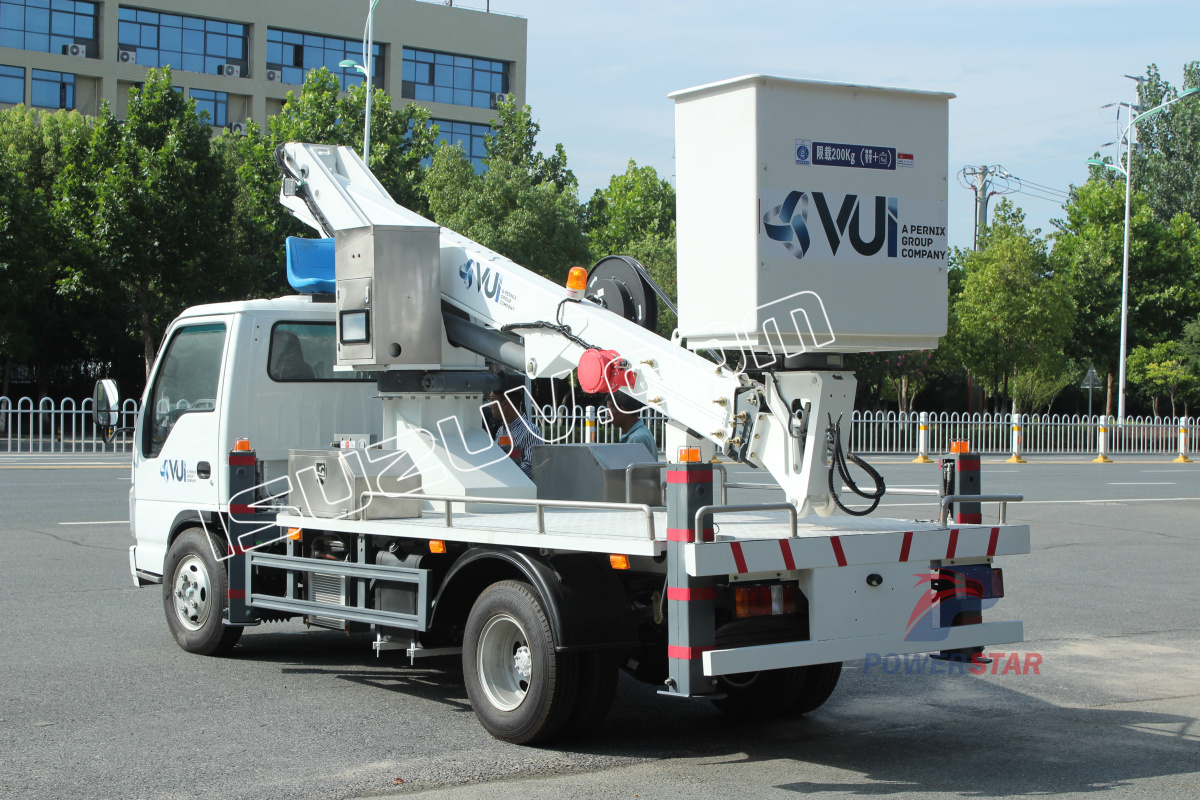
[339,0,382,165]
[1088,83,1198,426]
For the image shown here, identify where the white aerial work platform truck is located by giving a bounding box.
[97,76,1029,744]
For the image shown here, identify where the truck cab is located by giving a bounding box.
[128,295,381,582]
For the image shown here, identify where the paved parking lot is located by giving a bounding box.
[1,453,1198,798]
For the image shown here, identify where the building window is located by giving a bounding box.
[116,6,247,77]
[0,64,23,104]
[266,28,382,92]
[190,88,227,127]
[402,48,507,109]
[430,118,490,173]
[0,0,97,57]
[31,68,72,109]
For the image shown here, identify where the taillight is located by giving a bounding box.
[735,584,796,619]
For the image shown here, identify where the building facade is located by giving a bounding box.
[0,0,526,168]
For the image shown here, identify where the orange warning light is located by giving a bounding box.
[950,440,970,454]
[609,554,631,570]
[565,266,588,300]
[677,446,701,463]
[234,438,252,451]
[287,527,302,541]
[429,540,447,554]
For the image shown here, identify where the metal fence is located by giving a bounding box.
[0,396,139,453]
[850,410,1199,456]
[3,396,1195,458]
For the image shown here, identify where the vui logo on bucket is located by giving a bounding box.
[458,259,503,301]
[762,191,899,260]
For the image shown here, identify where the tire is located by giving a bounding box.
[560,649,620,740]
[462,581,579,745]
[785,662,842,716]
[162,527,242,656]
[711,667,804,718]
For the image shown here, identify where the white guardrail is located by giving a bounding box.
[1,397,1195,460]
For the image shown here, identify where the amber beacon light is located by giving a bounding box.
[565,266,588,300]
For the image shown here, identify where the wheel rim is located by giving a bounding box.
[172,554,212,632]
[476,613,532,712]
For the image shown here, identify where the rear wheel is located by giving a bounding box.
[785,662,842,716]
[162,527,242,655]
[463,581,578,744]
[560,649,620,739]
[711,667,804,718]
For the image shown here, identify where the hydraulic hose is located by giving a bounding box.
[825,414,886,516]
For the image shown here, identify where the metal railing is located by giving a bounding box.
[850,410,1198,456]
[0,396,139,453]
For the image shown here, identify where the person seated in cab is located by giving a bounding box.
[606,393,658,461]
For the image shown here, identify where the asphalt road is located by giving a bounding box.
[2,452,1198,799]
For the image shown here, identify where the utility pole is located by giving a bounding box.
[958,165,1016,250]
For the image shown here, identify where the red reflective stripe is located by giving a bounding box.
[227,589,246,600]
[730,542,748,574]
[957,455,980,471]
[228,454,256,466]
[228,543,249,555]
[987,526,1000,557]
[666,469,713,484]
[830,536,847,567]
[667,645,714,660]
[229,504,256,515]
[946,529,959,559]
[666,587,716,601]
[666,527,694,542]
[956,512,982,524]
[778,539,796,571]
[899,530,913,562]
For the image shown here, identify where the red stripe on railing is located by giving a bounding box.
[899,530,913,562]
[667,645,714,660]
[830,536,847,567]
[730,542,748,573]
[227,589,246,600]
[946,529,959,559]
[987,526,1000,557]
[228,504,256,515]
[228,454,256,466]
[778,539,796,571]
[666,587,716,601]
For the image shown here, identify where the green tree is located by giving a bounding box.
[951,201,1075,411]
[1050,177,1200,415]
[268,69,438,215]
[584,159,678,336]
[1127,341,1196,418]
[55,68,238,374]
[0,105,96,398]
[422,98,589,281]
[1129,62,1200,226]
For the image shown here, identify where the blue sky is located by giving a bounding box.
[494,0,1198,252]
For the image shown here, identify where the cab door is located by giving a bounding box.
[132,320,229,575]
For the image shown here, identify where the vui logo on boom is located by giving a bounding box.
[458,259,503,300]
[763,191,899,260]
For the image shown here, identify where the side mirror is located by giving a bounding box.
[93,379,120,429]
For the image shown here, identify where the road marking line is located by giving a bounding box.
[1107,482,1176,485]
[58,520,129,525]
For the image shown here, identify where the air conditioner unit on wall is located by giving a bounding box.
[492,91,508,108]
[118,49,136,64]
[266,69,281,83]
[62,43,88,58]
[218,64,241,78]
[227,122,247,135]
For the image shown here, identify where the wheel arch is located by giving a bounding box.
[429,548,638,651]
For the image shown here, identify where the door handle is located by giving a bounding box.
[196,461,211,479]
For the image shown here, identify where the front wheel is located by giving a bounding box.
[463,581,578,745]
[162,527,242,656]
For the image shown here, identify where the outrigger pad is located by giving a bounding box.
[286,236,335,294]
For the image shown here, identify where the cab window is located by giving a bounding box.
[143,323,226,459]
[268,322,372,382]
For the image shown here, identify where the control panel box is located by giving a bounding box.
[671,75,954,354]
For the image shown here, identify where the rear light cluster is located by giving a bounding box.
[735,583,797,619]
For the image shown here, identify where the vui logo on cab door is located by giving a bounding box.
[160,459,188,483]
[763,191,899,260]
